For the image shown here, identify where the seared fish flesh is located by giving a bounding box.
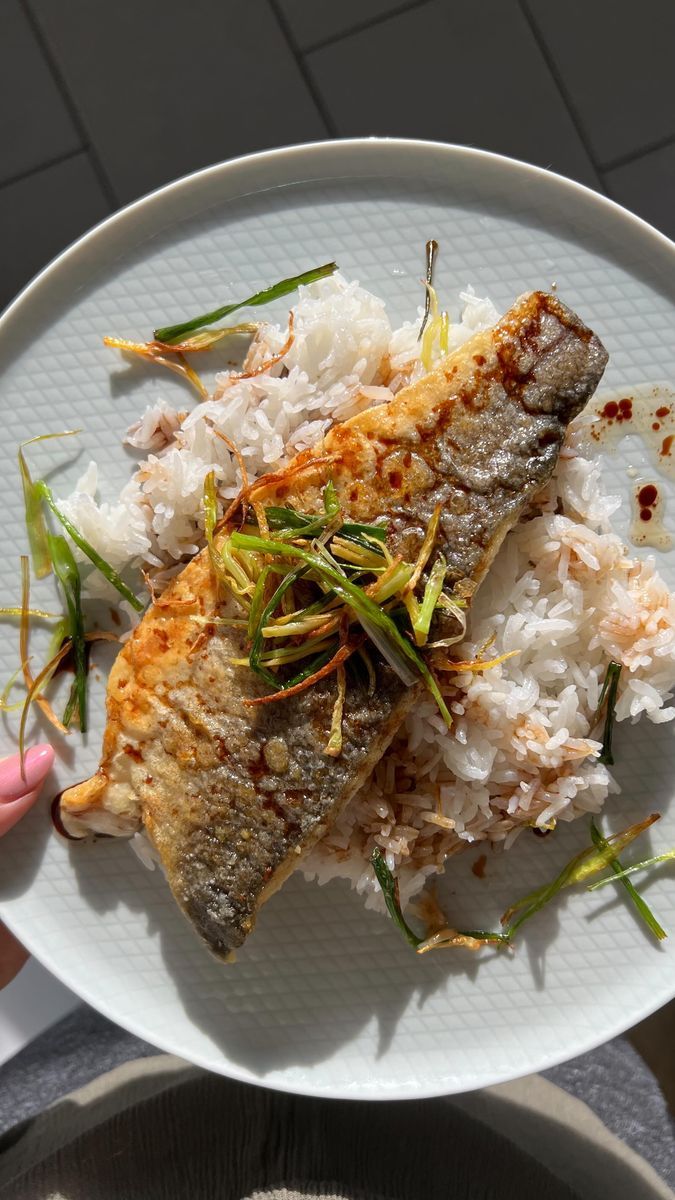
[60,292,608,957]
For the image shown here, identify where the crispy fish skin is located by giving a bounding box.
[263,291,609,590]
[60,292,608,957]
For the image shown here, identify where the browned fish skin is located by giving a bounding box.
[60,292,608,958]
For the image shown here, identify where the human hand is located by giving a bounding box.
[0,745,55,989]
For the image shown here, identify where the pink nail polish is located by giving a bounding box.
[0,789,42,837]
[0,744,55,804]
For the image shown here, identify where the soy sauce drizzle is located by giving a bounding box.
[629,480,672,550]
[583,384,675,482]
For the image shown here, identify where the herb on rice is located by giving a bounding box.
[597,660,622,765]
[35,482,143,612]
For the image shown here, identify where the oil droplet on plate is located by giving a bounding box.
[580,384,675,482]
[629,480,673,550]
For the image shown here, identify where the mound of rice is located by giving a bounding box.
[62,275,675,905]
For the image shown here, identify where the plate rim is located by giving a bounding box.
[2,136,675,1100]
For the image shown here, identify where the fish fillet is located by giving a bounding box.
[60,292,608,957]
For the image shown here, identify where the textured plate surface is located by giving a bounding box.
[1,139,674,1099]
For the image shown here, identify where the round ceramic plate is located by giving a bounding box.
[1,139,674,1100]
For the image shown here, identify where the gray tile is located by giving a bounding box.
[0,153,111,311]
[306,0,600,188]
[605,140,675,241]
[278,0,413,50]
[525,0,675,166]
[0,0,81,186]
[26,0,327,205]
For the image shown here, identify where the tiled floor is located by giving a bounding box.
[2,0,675,312]
[1,0,674,1107]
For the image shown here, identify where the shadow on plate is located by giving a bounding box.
[1,700,673,1083]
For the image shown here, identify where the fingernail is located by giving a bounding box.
[0,744,55,803]
[0,788,42,837]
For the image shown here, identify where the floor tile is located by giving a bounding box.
[1,0,81,186]
[525,0,675,167]
[0,153,111,311]
[26,0,327,205]
[306,0,600,188]
[605,140,675,240]
[277,0,414,50]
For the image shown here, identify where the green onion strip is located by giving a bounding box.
[155,263,338,345]
[230,530,452,725]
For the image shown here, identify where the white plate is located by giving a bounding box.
[1,139,674,1100]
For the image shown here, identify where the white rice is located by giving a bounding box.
[62,274,675,906]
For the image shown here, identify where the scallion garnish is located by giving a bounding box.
[19,556,67,736]
[409,554,447,646]
[0,607,60,619]
[597,660,622,766]
[47,533,87,732]
[587,848,675,890]
[35,482,143,612]
[230,530,452,725]
[501,813,661,936]
[154,263,338,345]
[371,849,422,948]
[324,663,346,757]
[590,818,666,941]
[0,666,23,714]
[19,638,73,771]
[19,431,80,579]
[244,640,355,708]
[102,337,208,399]
[418,239,438,341]
[248,565,308,686]
[264,481,343,542]
[371,849,510,952]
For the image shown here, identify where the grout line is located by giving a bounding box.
[19,0,119,210]
[0,147,85,194]
[518,0,607,194]
[302,0,432,55]
[267,0,338,137]
[602,131,675,174]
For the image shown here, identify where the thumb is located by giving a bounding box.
[0,745,55,837]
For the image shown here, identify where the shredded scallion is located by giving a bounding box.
[371,849,510,952]
[501,814,662,937]
[230,530,452,725]
[35,482,143,612]
[19,431,80,579]
[588,848,675,890]
[154,263,338,345]
[47,533,87,732]
[597,660,622,766]
[590,818,666,941]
